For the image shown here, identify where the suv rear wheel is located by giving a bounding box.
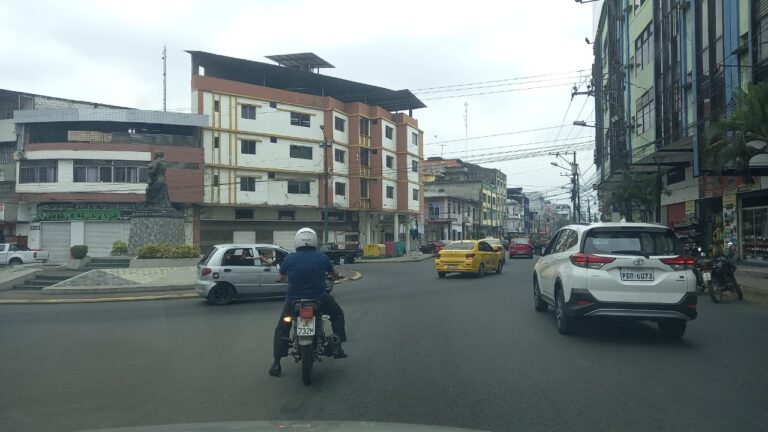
[555,288,574,334]
[658,319,686,340]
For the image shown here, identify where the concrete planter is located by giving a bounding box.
[129,257,201,268]
[66,256,92,270]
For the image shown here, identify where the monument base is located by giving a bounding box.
[128,209,185,255]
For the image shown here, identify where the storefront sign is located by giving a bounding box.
[699,176,761,199]
[722,193,737,245]
[35,203,137,221]
[685,200,695,217]
[0,202,4,221]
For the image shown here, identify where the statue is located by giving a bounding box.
[145,151,172,209]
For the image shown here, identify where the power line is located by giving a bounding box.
[411,69,591,91]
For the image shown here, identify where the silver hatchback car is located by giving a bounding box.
[196,243,334,305]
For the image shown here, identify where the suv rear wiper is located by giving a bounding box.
[609,250,650,259]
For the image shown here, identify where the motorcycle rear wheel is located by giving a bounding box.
[301,345,314,385]
[710,279,724,303]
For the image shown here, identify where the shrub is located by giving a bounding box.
[137,243,200,259]
[111,240,128,256]
[70,245,88,259]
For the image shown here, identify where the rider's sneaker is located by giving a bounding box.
[268,361,282,377]
[333,346,348,359]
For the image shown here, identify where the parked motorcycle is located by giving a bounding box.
[284,281,343,385]
[710,255,743,303]
[692,247,713,295]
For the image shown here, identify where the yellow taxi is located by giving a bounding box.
[435,240,503,278]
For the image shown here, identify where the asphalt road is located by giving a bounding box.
[2,258,768,432]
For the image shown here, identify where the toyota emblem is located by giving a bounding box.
[633,257,645,266]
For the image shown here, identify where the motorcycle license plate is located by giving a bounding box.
[296,318,315,336]
[702,272,711,282]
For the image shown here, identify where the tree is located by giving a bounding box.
[604,171,659,222]
[705,82,768,181]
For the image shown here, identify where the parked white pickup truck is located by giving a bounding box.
[0,243,50,265]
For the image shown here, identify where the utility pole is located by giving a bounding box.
[162,45,167,112]
[319,126,330,244]
[587,198,592,223]
[574,151,581,223]
[463,102,468,159]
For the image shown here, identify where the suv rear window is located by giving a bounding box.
[444,242,475,250]
[583,228,682,256]
[512,238,530,244]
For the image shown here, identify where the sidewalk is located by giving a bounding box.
[736,264,768,301]
[357,253,434,264]
[0,267,361,304]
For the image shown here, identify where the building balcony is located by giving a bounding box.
[360,135,371,148]
[360,165,371,177]
[360,198,371,209]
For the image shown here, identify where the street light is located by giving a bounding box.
[573,120,597,128]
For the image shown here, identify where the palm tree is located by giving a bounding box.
[705,82,768,181]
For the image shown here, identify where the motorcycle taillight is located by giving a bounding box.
[300,307,314,319]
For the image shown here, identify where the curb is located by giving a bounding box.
[0,271,363,305]
[358,256,434,264]
[41,284,194,295]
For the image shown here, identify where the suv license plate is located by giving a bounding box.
[296,318,315,336]
[620,269,655,281]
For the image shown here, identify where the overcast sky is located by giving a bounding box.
[0,0,598,204]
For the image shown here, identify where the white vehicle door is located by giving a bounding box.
[0,244,7,263]
[537,231,565,300]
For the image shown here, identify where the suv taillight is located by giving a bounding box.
[660,256,696,271]
[570,253,616,269]
[300,307,315,319]
[200,267,212,276]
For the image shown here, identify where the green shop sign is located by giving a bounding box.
[35,203,137,221]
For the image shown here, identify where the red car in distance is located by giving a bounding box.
[508,237,534,259]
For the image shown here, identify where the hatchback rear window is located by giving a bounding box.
[444,242,475,250]
[583,229,682,256]
[199,247,218,265]
[512,238,530,244]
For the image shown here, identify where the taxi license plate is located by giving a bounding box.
[296,318,315,336]
[448,264,458,270]
[620,269,655,281]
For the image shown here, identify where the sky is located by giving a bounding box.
[0,0,599,205]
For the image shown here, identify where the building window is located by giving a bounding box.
[412,189,419,201]
[278,210,295,220]
[214,100,220,112]
[19,160,58,183]
[241,104,257,120]
[385,125,393,139]
[0,145,14,164]
[335,182,346,196]
[269,101,277,108]
[235,208,253,219]
[213,175,219,186]
[386,155,394,169]
[360,178,369,198]
[360,118,370,136]
[335,117,346,132]
[289,145,313,160]
[214,136,220,148]
[666,166,686,185]
[634,23,653,72]
[334,149,346,163]
[411,132,418,145]
[636,89,655,134]
[386,186,394,199]
[270,137,278,143]
[240,139,256,155]
[73,160,146,183]
[290,112,311,128]
[268,172,275,179]
[411,160,418,172]
[240,177,256,192]
[287,180,310,194]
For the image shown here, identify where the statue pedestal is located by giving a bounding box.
[128,209,185,255]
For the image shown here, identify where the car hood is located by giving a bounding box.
[81,421,489,432]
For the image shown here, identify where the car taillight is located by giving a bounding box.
[660,256,696,271]
[300,307,314,319]
[465,253,476,259]
[570,253,616,269]
[200,267,212,276]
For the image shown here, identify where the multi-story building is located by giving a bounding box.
[421,157,507,237]
[424,180,480,241]
[0,89,126,246]
[591,0,768,262]
[188,51,425,252]
[13,109,206,262]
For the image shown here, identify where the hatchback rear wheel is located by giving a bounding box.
[207,283,235,305]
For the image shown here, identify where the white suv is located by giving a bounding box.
[532,222,697,339]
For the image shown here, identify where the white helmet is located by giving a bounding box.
[294,227,318,249]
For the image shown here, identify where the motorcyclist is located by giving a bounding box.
[269,227,348,377]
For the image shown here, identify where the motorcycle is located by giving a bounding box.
[284,277,342,385]
[709,255,743,303]
[693,248,713,295]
